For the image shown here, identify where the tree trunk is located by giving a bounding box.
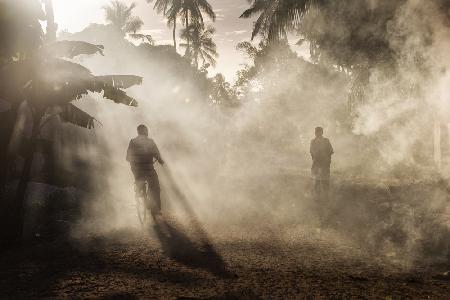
[0,106,18,192]
[12,111,43,241]
[185,12,190,57]
[173,16,177,51]
[194,49,198,68]
[0,106,20,244]
[44,0,57,43]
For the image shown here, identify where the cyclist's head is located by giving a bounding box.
[137,124,149,136]
[315,126,323,137]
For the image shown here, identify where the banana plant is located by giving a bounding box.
[0,38,143,240]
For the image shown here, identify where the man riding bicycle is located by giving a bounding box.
[126,124,164,218]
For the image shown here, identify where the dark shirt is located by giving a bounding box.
[310,136,334,164]
[126,136,163,171]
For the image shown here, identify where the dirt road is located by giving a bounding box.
[1,219,449,299]
[1,173,450,298]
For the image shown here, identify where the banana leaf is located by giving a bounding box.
[59,103,96,129]
[36,59,141,106]
[95,75,143,89]
[0,58,141,107]
[40,40,104,59]
[99,85,137,106]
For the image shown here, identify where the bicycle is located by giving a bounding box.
[134,159,160,227]
[135,179,150,226]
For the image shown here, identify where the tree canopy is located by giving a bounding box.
[103,1,144,35]
[180,24,218,68]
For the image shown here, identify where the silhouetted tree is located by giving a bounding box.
[240,0,312,42]
[180,0,216,56]
[234,40,297,100]
[147,0,183,50]
[210,73,236,106]
[104,1,156,44]
[180,24,217,68]
[149,0,216,55]
[0,1,143,241]
[239,0,402,116]
[104,0,143,34]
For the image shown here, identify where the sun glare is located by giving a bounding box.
[52,0,111,32]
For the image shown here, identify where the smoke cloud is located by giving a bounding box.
[35,0,450,266]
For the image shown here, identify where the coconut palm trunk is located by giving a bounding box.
[173,15,177,50]
[194,48,199,67]
[185,11,190,55]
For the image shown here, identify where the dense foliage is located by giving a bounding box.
[0,0,143,241]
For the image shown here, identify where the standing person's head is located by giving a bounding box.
[315,126,323,137]
[137,124,149,136]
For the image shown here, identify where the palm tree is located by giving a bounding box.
[149,0,216,53]
[240,0,313,42]
[103,1,144,36]
[180,24,217,68]
[1,42,143,241]
[181,0,216,55]
[211,73,234,105]
[147,0,183,50]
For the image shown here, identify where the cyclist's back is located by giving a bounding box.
[126,124,164,216]
[127,135,162,178]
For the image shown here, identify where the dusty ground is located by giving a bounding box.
[1,174,450,299]
[0,221,449,299]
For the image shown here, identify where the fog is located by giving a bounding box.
[28,0,450,266]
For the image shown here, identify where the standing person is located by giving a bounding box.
[310,127,334,197]
[126,124,164,217]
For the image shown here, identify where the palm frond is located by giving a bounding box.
[196,0,216,21]
[240,0,267,19]
[180,23,217,69]
[128,2,137,12]
[241,0,312,42]
[124,16,144,34]
[129,33,155,45]
[251,12,266,40]
[103,0,143,34]
[201,50,216,67]
[148,0,172,14]
[236,41,258,59]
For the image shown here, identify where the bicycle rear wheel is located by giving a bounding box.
[136,196,147,226]
[135,182,149,227]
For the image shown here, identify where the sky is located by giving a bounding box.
[51,0,306,80]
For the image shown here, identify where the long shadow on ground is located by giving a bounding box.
[153,165,231,278]
[152,219,230,277]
